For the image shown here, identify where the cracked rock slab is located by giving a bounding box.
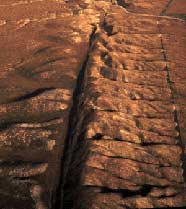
[62,2,186,209]
[0,0,186,209]
[0,1,95,208]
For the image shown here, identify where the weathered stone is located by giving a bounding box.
[0,0,186,209]
[62,2,186,209]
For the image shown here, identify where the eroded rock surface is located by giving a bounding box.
[0,0,185,209]
[62,1,186,209]
[0,1,96,208]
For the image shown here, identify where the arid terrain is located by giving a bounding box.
[0,0,186,209]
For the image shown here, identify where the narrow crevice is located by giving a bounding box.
[160,0,173,16]
[54,25,98,209]
[10,87,55,102]
[158,21,186,184]
[84,184,152,198]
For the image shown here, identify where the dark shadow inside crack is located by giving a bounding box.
[11,87,55,102]
[116,0,130,8]
[62,140,91,209]
[99,184,152,197]
[54,24,98,209]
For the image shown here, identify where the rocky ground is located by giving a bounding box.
[0,0,185,209]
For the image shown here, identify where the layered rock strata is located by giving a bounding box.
[0,1,96,208]
[0,0,185,209]
[62,1,186,209]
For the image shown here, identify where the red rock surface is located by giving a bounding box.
[0,0,185,209]
[117,0,170,14]
[119,0,186,18]
[166,0,186,15]
[0,1,95,208]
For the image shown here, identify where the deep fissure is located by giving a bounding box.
[54,24,98,209]
[56,13,186,208]
[158,20,186,184]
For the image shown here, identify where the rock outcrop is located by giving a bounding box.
[0,0,185,209]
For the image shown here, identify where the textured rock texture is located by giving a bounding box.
[0,1,96,208]
[0,0,185,209]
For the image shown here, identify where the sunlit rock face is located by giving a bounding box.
[0,0,185,209]
[0,1,95,208]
